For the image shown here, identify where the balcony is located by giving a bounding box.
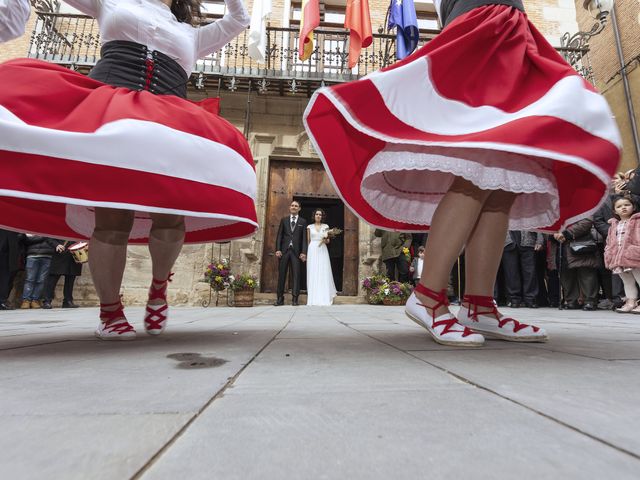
[27,11,593,96]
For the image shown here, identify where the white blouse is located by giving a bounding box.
[64,0,250,75]
[0,0,31,42]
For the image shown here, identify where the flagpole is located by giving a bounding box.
[382,3,393,67]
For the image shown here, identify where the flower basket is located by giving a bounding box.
[378,281,413,306]
[362,274,389,304]
[233,288,255,307]
[383,297,406,306]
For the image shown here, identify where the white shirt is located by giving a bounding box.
[64,0,250,75]
[0,0,31,42]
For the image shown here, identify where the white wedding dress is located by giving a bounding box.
[306,224,337,306]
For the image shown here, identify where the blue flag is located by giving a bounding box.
[388,0,419,60]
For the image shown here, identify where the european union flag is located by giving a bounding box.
[388,0,419,60]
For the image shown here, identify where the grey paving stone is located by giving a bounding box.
[1,413,191,480]
[2,305,640,479]
[411,348,640,456]
[141,389,640,480]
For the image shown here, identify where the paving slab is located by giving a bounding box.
[1,305,640,479]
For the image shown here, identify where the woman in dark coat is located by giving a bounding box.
[554,218,602,310]
[43,240,83,309]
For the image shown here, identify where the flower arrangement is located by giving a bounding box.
[371,280,413,305]
[231,273,258,291]
[402,246,411,262]
[204,259,234,291]
[362,274,390,304]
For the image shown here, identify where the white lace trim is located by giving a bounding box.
[361,145,560,230]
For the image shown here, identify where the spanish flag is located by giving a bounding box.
[345,0,372,68]
[298,0,320,61]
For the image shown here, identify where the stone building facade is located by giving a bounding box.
[2,0,584,305]
[573,0,640,171]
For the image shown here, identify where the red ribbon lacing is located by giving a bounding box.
[99,301,134,334]
[415,284,475,337]
[463,295,539,333]
[144,57,154,91]
[145,273,173,330]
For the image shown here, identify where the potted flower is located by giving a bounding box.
[362,274,389,304]
[380,281,413,306]
[231,273,258,307]
[204,259,234,292]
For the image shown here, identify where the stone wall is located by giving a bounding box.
[575,0,640,171]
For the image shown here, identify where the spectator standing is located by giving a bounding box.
[410,246,425,286]
[501,230,544,308]
[43,240,83,309]
[554,218,601,311]
[19,235,57,309]
[374,229,412,283]
[604,195,640,313]
[0,229,21,309]
[595,174,640,309]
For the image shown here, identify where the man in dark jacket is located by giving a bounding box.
[374,229,413,282]
[43,239,83,309]
[19,235,57,309]
[554,218,601,311]
[0,229,21,309]
[501,230,544,308]
[274,200,308,306]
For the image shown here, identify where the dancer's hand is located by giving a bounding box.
[56,245,65,253]
[275,250,282,258]
[554,233,566,242]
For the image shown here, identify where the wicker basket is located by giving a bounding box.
[382,297,406,306]
[365,292,381,305]
[233,288,255,307]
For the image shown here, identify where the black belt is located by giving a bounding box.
[89,40,189,98]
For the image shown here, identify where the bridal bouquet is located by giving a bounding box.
[319,227,343,247]
[326,227,343,238]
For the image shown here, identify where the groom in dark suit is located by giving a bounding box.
[274,200,308,306]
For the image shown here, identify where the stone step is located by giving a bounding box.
[252,293,366,305]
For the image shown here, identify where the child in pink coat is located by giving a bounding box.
[604,195,640,313]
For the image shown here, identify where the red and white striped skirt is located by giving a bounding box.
[0,59,257,244]
[303,5,621,232]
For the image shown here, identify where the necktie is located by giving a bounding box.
[291,217,296,231]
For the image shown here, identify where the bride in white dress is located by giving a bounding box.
[306,209,337,306]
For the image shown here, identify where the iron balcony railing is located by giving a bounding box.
[27,12,436,81]
[27,12,593,88]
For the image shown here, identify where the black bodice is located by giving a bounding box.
[440,0,525,26]
[89,40,189,98]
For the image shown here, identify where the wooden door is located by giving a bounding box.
[261,159,359,295]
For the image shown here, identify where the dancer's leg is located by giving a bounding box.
[143,213,185,335]
[418,177,492,316]
[463,190,516,298]
[147,213,185,305]
[458,190,547,341]
[89,207,134,308]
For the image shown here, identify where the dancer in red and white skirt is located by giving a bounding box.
[0,0,256,339]
[304,0,621,346]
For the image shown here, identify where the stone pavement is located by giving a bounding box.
[1,305,640,479]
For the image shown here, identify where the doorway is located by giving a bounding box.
[260,158,359,295]
[295,197,345,292]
